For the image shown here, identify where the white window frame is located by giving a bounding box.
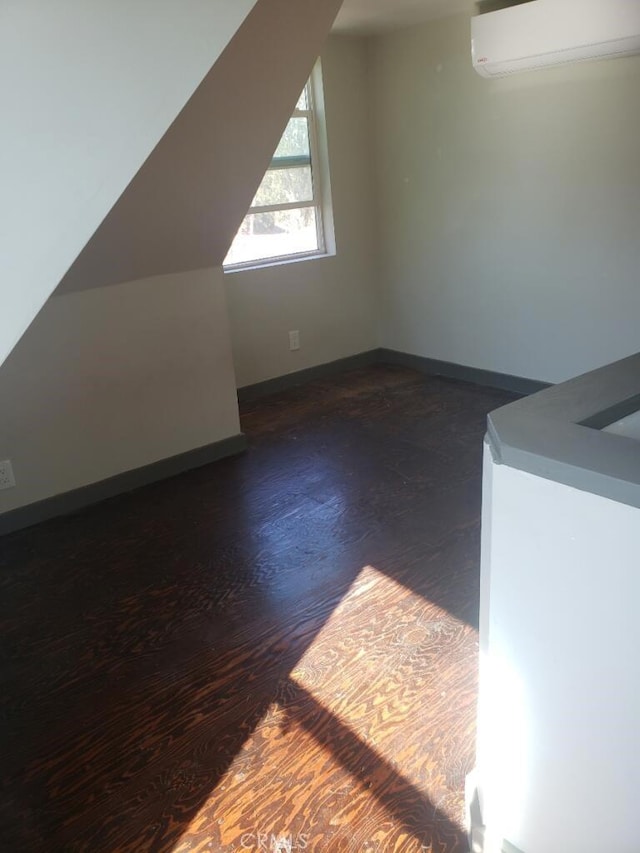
[224,60,334,273]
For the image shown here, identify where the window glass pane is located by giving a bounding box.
[273,117,310,159]
[251,166,313,208]
[295,87,309,111]
[224,207,319,266]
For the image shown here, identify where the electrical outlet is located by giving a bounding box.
[289,330,300,351]
[0,459,15,490]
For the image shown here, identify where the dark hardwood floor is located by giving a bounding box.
[0,365,515,852]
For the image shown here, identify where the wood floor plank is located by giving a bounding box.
[0,365,515,851]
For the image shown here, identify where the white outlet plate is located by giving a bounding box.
[289,330,300,351]
[0,459,15,490]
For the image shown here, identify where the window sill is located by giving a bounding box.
[223,248,334,275]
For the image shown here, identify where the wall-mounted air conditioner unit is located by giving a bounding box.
[472,0,640,78]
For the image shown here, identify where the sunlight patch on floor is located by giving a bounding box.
[173,565,473,851]
[291,565,471,824]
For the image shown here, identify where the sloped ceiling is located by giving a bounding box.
[0,0,258,366]
[59,0,344,294]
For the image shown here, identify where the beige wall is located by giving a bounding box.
[0,268,240,513]
[369,15,640,384]
[225,35,377,388]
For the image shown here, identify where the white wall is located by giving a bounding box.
[225,35,377,388]
[0,269,240,513]
[369,15,640,384]
[8,11,640,520]
[0,0,349,519]
[0,0,256,368]
[478,445,640,852]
